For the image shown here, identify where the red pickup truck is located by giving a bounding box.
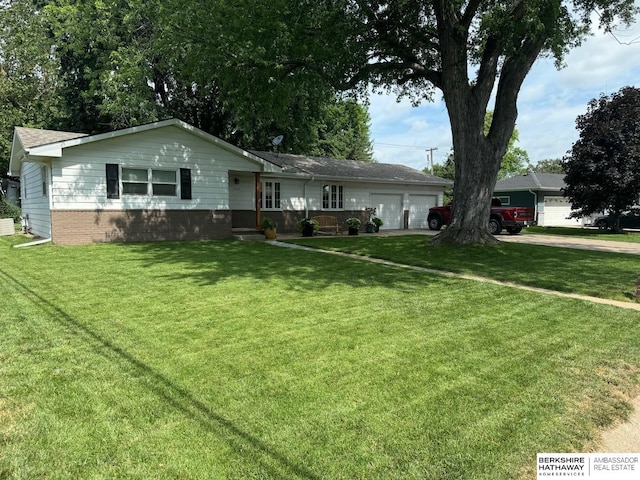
[427,199,535,235]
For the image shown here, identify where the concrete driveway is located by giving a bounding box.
[365,228,640,255]
[498,231,640,255]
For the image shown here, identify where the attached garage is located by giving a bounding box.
[370,193,403,229]
[409,194,437,229]
[541,196,580,227]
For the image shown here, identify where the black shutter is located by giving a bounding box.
[180,168,192,200]
[106,164,119,199]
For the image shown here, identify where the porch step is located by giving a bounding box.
[232,228,265,241]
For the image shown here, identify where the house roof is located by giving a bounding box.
[251,151,453,186]
[9,119,278,176]
[8,119,452,187]
[14,127,89,149]
[494,173,565,192]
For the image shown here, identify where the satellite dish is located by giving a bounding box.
[272,135,284,146]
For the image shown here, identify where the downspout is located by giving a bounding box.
[14,237,52,248]
[303,176,315,218]
[529,190,538,225]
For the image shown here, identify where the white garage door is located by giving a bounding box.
[542,196,580,226]
[409,195,438,229]
[370,194,403,229]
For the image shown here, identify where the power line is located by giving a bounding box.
[375,142,449,150]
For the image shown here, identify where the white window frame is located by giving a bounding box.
[322,184,344,210]
[262,181,281,210]
[122,167,178,197]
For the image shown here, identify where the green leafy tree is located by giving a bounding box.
[250,0,638,243]
[487,111,531,180]
[430,154,455,204]
[313,98,374,161]
[563,86,640,232]
[0,0,58,175]
[1,0,374,167]
[534,158,564,174]
[170,0,374,159]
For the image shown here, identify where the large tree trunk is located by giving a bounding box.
[430,41,510,245]
[429,1,539,245]
[431,118,505,245]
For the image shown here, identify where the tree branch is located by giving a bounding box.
[461,0,482,31]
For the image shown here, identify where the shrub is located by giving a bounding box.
[0,199,21,222]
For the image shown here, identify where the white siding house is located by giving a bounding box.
[9,119,451,245]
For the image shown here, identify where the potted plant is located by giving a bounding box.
[298,218,319,237]
[364,207,380,233]
[365,221,376,233]
[345,217,361,235]
[261,217,277,239]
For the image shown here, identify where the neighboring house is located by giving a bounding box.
[0,178,20,205]
[494,173,585,227]
[8,119,451,245]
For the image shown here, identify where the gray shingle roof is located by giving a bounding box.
[495,173,565,191]
[251,151,453,185]
[15,127,88,149]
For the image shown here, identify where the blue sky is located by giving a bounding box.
[368,10,640,172]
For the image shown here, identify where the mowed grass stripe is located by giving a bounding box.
[1,238,639,479]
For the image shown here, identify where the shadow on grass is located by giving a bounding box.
[0,268,321,480]
[285,236,640,302]
[119,239,434,293]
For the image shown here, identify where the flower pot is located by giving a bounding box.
[264,228,277,240]
[348,227,359,235]
[365,223,375,233]
[301,224,314,237]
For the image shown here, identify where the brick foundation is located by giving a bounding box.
[51,209,232,245]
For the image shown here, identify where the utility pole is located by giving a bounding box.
[425,147,438,174]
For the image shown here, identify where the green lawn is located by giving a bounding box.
[288,235,640,302]
[1,236,640,479]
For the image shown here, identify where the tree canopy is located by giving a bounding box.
[249,0,638,244]
[0,0,374,176]
[563,86,640,232]
[534,158,564,174]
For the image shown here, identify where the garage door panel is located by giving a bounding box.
[543,196,580,226]
[409,195,437,229]
[370,194,403,229]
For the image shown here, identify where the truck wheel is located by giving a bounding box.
[488,218,502,235]
[428,215,442,231]
[596,219,609,231]
[506,227,522,235]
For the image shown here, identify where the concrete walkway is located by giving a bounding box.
[270,232,640,311]
[268,230,640,454]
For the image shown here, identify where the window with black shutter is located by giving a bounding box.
[106,164,120,199]
[180,168,192,200]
